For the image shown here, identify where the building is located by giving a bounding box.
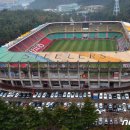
[57,3,80,12]
[78,5,104,14]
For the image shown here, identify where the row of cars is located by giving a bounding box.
[5,100,130,113]
[97,117,124,126]
[32,91,91,98]
[97,93,129,100]
[0,91,32,98]
[95,102,130,113]
[0,90,130,100]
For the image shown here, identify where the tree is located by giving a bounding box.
[64,103,81,130]
[53,106,67,129]
[81,98,99,130]
[23,106,40,130]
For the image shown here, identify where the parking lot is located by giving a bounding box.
[1,90,130,126]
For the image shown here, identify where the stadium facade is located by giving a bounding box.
[1,21,130,90]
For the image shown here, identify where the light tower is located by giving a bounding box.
[113,0,120,16]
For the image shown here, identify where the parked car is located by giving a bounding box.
[117,93,121,99]
[117,104,123,112]
[104,93,107,100]
[83,92,87,98]
[104,118,108,125]
[71,92,75,98]
[75,92,79,98]
[0,91,4,97]
[108,103,113,112]
[14,92,19,98]
[42,92,47,98]
[50,92,55,98]
[77,102,81,108]
[99,93,103,99]
[54,92,59,98]
[98,118,103,125]
[93,93,99,100]
[108,94,112,100]
[125,93,129,99]
[33,92,39,98]
[109,118,113,125]
[67,92,71,98]
[87,92,91,98]
[112,94,117,99]
[99,103,103,110]
[95,103,98,109]
[127,103,130,110]
[79,92,83,98]
[63,92,67,98]
[37,92,42,98]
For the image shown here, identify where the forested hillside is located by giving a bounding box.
[0,10,61,45]
[0,10,84,45]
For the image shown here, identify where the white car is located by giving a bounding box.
[119,117,123,124]
[54,92,58,98]
[96,109,101,114]
[99,103,103,110]
[14,92,19,98]
[29,102,33,106]
[87,92,91,98]
[117,93,121,99]
[42,92,47,98]
[0,91,4,97]
[104,118,108,125]
[98,118,103,125]
[37,92,42,98]
[83,92,87,98]
[63,92,67,98]
[103,93,107,99]
[2,92,8,97]
[77,102,81,108]
[46,102,51,108]
[108,94,112,100]
[122,103,127,112]
[81,102,85,108]
[109,118,113,125]
[33,92,39,98]
[99,93,103,99]
[95,103,98,109]
[7,92,12,98]
[50,92,55,98]
[75,92,78,98]
[67,92,71,98]
[125,93,129,99]
[42,102,45,107]
[64,102,68,108]
[114,118,118,125]
[71,92,75,98]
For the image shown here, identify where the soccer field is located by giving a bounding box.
[45,39,117,52]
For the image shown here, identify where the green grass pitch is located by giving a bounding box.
[45,39,117,52]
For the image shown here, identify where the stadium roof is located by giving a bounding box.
[0,47,51,63]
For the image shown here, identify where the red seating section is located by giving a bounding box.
[29,38,52,52]
[9,31,44,52]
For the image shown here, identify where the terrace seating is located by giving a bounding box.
[98,33,106,38]
[29,38,52,52]
[66,33,74,39]
[9,31,45,52]
[117,37,128,51]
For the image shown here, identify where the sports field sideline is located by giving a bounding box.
[45,39,117,52]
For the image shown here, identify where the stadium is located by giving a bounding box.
[1,21,130,91]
